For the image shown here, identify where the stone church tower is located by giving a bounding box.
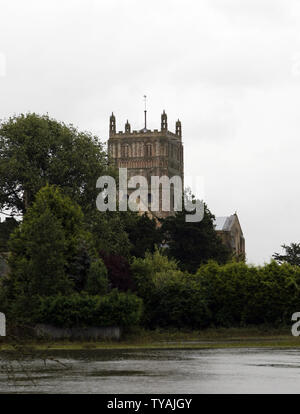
[107,110,184,218]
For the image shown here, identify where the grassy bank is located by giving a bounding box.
[1,326,299,351]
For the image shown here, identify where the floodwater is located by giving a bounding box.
[1,347,300,394]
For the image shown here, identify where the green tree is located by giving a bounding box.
[0,113,110,215]
[131,249,178,298]
[87,209,163,259]
[85,259,109,295]
[122,211,163,258]
[87,210,131,258]
[3,185,92,320]
[273,243,300,266]
[161,201,231,273]
[0,217,19,251]
[10,208,70,295]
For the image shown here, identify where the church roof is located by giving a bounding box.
[214,215,236,231]
[214,216,227,231]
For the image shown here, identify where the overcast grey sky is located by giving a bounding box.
[1,0,300,264]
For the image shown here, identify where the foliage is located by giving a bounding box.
[86,210,162,260]
[8,205,71,296]
[34,290,143,328]
[195,260,300,326]
[161,200,231,273]
[87,210,131,258]
[85,259,109,295]
[0,113,110,215]
[131,249,178,298]
[122,212,163,258]
[100,251,135,292]
[67,241,91,292]
[2,185,93,320]
[0,218,19,251]
[273,243,300,266]
[0,253,9,278]
[131,251,300,329]
[131,250,210,328]
[2,113,299,333]
[3,241,300,329]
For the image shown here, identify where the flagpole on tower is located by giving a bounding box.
[144,95,147,129]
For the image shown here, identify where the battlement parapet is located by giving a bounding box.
[110,129,180,140]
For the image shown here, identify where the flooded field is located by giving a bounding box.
[1,347,300,394]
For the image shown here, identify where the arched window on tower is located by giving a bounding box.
[146,143,152,157]
[121,144,129,158]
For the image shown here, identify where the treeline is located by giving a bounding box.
[0,184,229,329]
[2,229,299,329]
[0,113,296,331]
[132,252,300,328]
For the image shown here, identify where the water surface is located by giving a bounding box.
[1,347,300,393]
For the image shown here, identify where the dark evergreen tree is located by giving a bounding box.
[3,185,93,321]
[122,212,163,258]
[161,203,231,273]
[0,217,19,251]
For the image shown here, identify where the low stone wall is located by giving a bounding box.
[34,324,122,340]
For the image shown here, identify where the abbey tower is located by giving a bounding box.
[107,110,184,218]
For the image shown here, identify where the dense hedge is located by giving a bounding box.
[131,252,300,328]
[3,249,300,330]
[32,290,143,328]
[195,261,300,326]
[131,251,211,328]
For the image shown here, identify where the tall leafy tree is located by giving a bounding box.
[87,210,132,258]
[0,113,111,215]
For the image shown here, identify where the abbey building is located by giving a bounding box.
[107,110,245,258]
[107,110,184,219]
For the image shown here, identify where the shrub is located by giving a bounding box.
[195,261,257,326]
[131,250,210,328]
[195,260,300,326]
[34,290,143,328]
[146,271,210,329]
[131,249,178,298]
[132,252,300,329]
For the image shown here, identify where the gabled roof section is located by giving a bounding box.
[214,216,228,231]
[214,214,243,235]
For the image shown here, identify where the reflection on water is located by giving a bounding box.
[1,348,300,394]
